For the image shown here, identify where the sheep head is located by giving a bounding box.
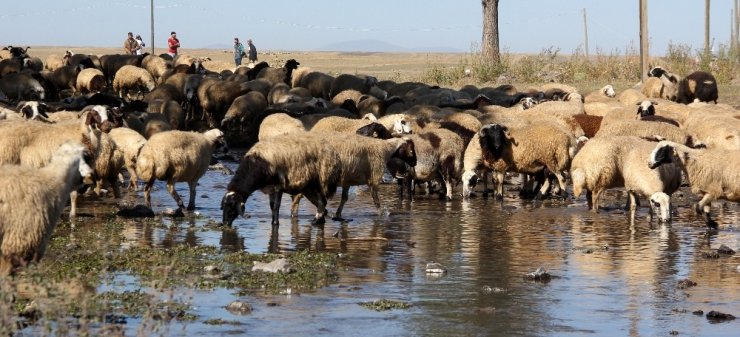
[479,124,510,162]
[356,122,392,139]
[221,191,245,226]
[461,170,479,198]
[386,138,417,179]
[284,59,300,70]
[649,192,672,222]
[647,66,668,78]
[601,85,616,97]
[648,142,676,169]
[16,101,51,122]
[82,105,114,133]
[635,100,657,118]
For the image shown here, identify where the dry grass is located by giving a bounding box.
[22,45,740,107]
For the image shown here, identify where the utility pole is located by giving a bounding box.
[705,0,711,57]
[640,0,649,83]
[150,0,155,55]
[735,0,740,54]
[583,8,589,60]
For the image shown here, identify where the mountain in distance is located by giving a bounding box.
[318,39,463,53]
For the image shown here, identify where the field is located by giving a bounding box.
[22,46,740,107]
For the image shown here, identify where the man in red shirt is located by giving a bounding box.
[168,31,180,57]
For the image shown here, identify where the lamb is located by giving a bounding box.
[645,66,680,101]
[221,91,268,147]
[136,129,226,211]
[418,128,465,200]
[100,54,147,84]
[570,136,682,223]
[200,79,251,127]
[91,131,123,198]
[0,142,94,275]
[109,127,147,190]
[648,141,740,228]
[112,65,156,99]
[221,133,342,227]
[290,134,417,220]
[75,68,106,94]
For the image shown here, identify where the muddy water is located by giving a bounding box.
[71,156,739,336]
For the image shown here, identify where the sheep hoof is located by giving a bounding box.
[706,220,719,230]
[186,205,195,211]
[311,217,325,227]
[495,194,503,201]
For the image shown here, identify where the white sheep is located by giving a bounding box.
[681,114,740,150]
[257,113,306,141]
[571,136,682,223]
[617,88,647,106]
[221,133,342,227]
[0,142,94,275]
[112,65,156,99]
[75,68,106,94]
[310,116,394,139]
[595,120,698,147]
[109,127,147,190]
[0,106,112,217]
[290,133,417,220]
[648,141,740,228]
[136,129,226,211]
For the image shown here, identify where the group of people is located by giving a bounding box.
[123,31,256,65]
[234,38,257,66]
[123,32,147,55]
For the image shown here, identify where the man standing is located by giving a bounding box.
[247,39,257,63]
[168,31,180,58]
[234,38,245,66]
[124,32,137,55]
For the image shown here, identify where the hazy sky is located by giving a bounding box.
[1,0,736,55]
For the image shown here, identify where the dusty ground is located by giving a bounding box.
[23,46,740,107]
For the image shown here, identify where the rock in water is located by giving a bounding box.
[252,258,291,273]
[706,310,735,322]
[226,300,253,315]
[116,203,155,218]
[676,279,697,289]
[425,262,447,275]
[524,267,552,281]
[717,244,735,255]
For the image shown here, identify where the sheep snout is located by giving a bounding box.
[649,192,672,222]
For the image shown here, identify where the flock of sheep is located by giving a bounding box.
[0,44,738,277]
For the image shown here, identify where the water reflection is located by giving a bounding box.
[67,159,739,337]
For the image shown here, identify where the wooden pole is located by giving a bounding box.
[640,0,649,83]
[736,0,740,53]
[150,0,155,55]
[704,0,711,57]
[583,8,589,60]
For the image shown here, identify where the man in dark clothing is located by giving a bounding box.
[247,39,257,62]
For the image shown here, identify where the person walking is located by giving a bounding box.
[124,32,137,55]
[168,31,180,57]
[234,38,245,66]
[247,39,257,63]
[134,34,146,55]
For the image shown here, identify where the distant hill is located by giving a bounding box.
[318,39,463,53]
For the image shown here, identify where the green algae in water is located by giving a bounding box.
[359,299,412,311]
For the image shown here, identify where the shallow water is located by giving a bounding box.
[64,155,740,336]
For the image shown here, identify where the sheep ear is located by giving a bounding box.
[15,101,26,110]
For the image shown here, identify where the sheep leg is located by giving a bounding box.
[332,187,350,221]
[166,181,185,209]
[534,176,551,200]
[290,193,303,217]
[494,171,505,199]
[628,192,638,224]
[697,194,718,229]
[128,167,139,191]
[303,191,327,227]
[590,189,603,212]
[553,172,568,199]
[186,181,197,211]
[69,191,79,218]
[586,190,593,210]
[143,178,155,208]
[481,171,490,198]
[444,178,453,201]
[269,191,283,227]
